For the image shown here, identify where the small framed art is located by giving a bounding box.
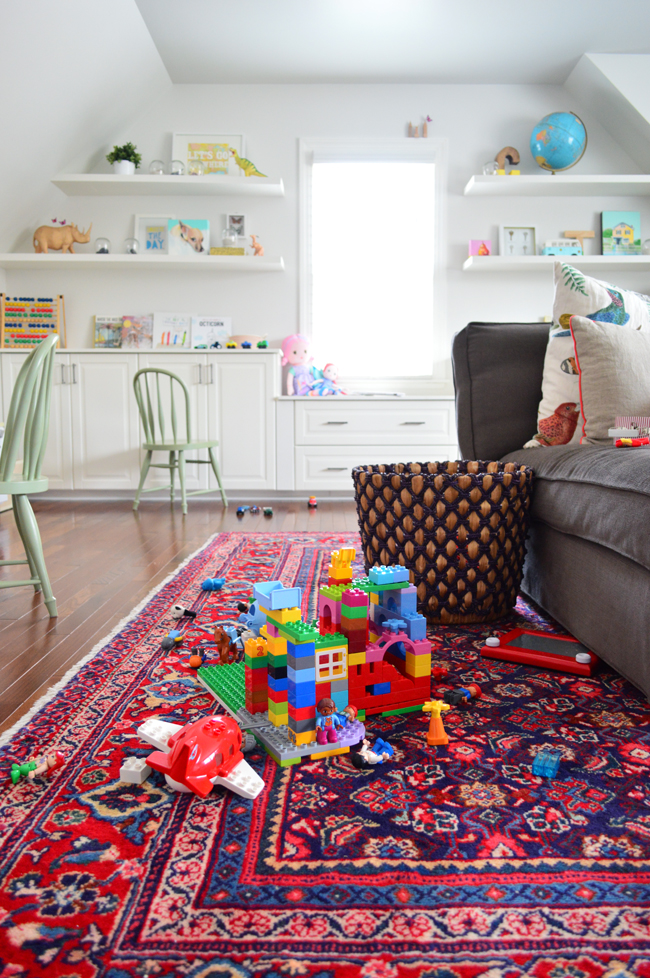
[227,214,246,237]
[134,214,176,254]
[469,239,491,256]
[171,133,245,177]
[601,211,641,255]
[499,225,537,257]
[167,219,210,255]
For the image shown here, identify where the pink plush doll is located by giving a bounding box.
[281,333,318,396]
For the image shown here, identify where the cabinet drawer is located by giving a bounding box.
[295,445,453,491]
[295,400,454,445]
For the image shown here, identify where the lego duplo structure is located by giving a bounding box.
[198,549,433,767]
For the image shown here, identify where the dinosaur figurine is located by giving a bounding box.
[230,148,267,178]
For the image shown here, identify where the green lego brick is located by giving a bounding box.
[278,755,301,767]
[198,662,246,713]
[381,704,423,717]
[244,655,268,669]
[319,584,348,601]
[350,577,409,592]
[340,604,368,620]
[315,632,348,650]
[277,620,320,643]
[267,652,287,667]
[357,709,366,721]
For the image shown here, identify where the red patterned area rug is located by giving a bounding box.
[1,530,650,978]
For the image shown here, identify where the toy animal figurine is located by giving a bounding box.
[11,750,65,784]
[229,148,267,178]
[495,146,521,171]
[33,222,92,254]
[214,625,238,664]
[250,234,264,256]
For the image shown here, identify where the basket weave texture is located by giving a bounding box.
[353,460,533,624]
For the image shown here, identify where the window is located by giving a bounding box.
[301,139,444,381]
[316,648,347,682]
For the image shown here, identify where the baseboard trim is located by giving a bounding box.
[38,489,355,504]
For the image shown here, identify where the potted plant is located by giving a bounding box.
[106,142,142,176]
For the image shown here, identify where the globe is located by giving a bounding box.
[530,111,587,173]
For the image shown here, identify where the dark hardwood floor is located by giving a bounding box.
[0,498,359,735]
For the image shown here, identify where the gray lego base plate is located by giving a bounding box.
[197,672,365,763]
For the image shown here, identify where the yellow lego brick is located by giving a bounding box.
[245,636,268,659]
[368,632,379,643]
[348,652,366,666]
[328,567,353,580]
[262,605,302,626]
[268,708,288,727]
[370,593,379,605]
[267,637,288,657]
[288,729,315,746]
[405,650,432,678]
[310,746,349,759]
[260,623,269,640]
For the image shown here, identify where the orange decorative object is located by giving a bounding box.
[423,699,451,746]
[250,234,264,257]
[33,223,92,253]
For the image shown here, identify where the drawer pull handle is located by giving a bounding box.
[401,421,425,425]
[324,421,348,425]
[325,466,347,471]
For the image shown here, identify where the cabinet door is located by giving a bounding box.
[214,356,276,490]
[136,354,207,490]
[1,352,73,489]
[68,354,140,490]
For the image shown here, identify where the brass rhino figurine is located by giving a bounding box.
[33,222,92,254]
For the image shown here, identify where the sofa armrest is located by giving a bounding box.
[452,321,549,460]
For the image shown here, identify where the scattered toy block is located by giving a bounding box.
[120,756,152,784]
[263,605,302,626]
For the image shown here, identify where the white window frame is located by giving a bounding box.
[299,137,448,392]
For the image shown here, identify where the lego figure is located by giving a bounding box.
[316,697,344,744]
[351,735,394,769]
[11,750,65,784]
[281,333,318,396]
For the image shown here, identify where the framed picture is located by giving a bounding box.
[153,312,192,349]
[191,316,232,349]
[121,315,153,350]
[601,210,641,255]
[227,214,246,237]
[167,219,210,255]
[134,214,176,255]
[94,315,123,348]
[468,239,491,256]
[172,133,245,177]
[499,225,537,257]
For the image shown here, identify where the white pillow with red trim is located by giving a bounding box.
[524,262,650,447]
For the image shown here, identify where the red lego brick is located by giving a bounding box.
[288,703,317,722]
[340,617,367,631]
[319,616,336,635]
[315,682,331,699]
[267,687,289,705]
[247,701,268,715]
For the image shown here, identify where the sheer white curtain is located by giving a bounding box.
[310,160,436,378]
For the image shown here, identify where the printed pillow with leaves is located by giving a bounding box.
[525,262,650,447]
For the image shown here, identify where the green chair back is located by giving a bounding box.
[0,334,58,484]
[133,367,192,447]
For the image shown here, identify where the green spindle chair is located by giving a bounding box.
[132,367,228,515]
[0,334,59,617]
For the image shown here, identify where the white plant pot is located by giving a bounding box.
[112,160,136,176]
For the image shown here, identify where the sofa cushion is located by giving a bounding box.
[501,444,650,572]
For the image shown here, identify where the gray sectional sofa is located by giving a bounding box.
[452,320,650,700]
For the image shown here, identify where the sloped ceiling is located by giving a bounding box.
[135,0,650,84]
[0,0,171,251]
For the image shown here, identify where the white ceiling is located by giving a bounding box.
[135,0,650,85]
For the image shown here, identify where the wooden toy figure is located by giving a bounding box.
[11,750,65,784]
[423,700,451,746]
[316,697,344,744]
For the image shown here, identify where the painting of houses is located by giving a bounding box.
[602,210,641,254]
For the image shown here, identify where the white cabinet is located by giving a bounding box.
[278,396,457,491]
[215,358,276,490]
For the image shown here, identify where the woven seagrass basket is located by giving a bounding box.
[353,460,533,624]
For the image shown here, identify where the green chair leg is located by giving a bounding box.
[178,451,188,515]
[169,451,176,503]
[208,447,228,507]
[134,451,153,511]
[13,495,57,617]
[12,498,41,591]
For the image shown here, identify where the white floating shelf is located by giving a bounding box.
[51,173,285,197]
[464,174,650,197]
[0,253,284,272]
[463,255,650,273]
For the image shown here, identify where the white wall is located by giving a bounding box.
[4,80,647,390]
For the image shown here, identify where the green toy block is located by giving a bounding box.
[340,604,368,620]
[357,709,366,721]
[315,632,348,650]
[198,663,246,713]
[381,704,423,717]
[350,577,409,592]
[267,652,287,667]
[244,655,268,669]
[319,584,348,601]
[277,620,320,644]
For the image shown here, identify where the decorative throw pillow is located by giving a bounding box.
[524,262,650,447]
[570,315,650,445]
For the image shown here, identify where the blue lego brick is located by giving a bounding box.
[331,690,349,710]
[287,640,316,658]
[287,666,316,684]
[394,588,417,615]
[254,580,303,611]
[369,565,409,585]
[382,619,407,634]
[368,682,391,695]
[288,685,316,708]
[402,611,427,640]
[532,751,561,779]
[268,675,289,693]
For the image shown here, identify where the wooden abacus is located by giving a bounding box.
[0,293,66,348]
